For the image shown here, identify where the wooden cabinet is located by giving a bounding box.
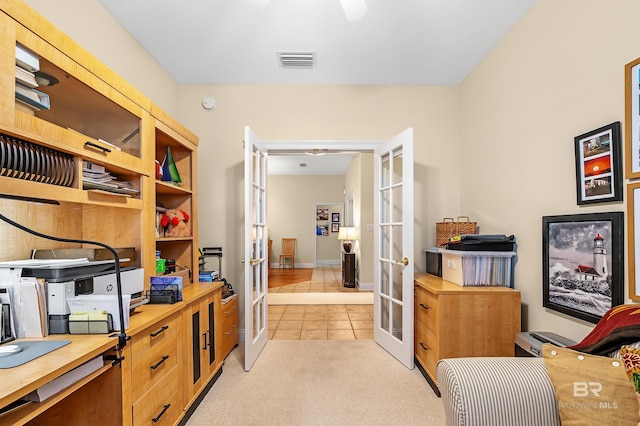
[0,5,148,268]
[342,251,356,288]
[182,286,221,408]
[219,294,239,360]
[151,118,199,283]
[414,273,521,395]
[0,1,199,295]
[128,312,182,425]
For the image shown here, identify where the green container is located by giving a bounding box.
[155,258,166,274]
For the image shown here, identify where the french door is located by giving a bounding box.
[243,126,269,371]
[373,128,414,369]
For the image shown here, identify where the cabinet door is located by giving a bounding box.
[183,292,219,407]
[202,292,217,379]
[184,300,204,404]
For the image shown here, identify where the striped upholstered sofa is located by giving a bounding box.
[437,357,561,426]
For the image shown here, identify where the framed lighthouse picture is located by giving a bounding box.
[542,212,624,324]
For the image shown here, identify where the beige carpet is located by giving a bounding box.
[185,340,446,425]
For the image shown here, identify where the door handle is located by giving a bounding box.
[394,257,409,266]
[249,258,260,266]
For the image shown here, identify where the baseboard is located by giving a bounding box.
[358,281,373,291]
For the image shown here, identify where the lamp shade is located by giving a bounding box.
[338,227,357,240]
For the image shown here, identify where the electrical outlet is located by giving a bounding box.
[448,260,456,269]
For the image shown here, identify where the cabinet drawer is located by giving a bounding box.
[221,323,238,354]
[131,328,178,401]
[415,322,439,378]
[221,298,238,323]
[131,313,179,356]
[415,290,438,329]
[133,365,182,426]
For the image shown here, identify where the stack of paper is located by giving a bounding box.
[82,161,139,196]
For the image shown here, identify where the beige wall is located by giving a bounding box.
[267,176,344,266]
[345,153,375,286]
[460,0,640,341]
[23,0,179,115]
[178,85,461,327]
[27,0,640,342]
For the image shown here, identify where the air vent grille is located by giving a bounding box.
[277,52,316,68]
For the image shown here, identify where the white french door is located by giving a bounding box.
[244,126,269,371]
[373,128,414,369]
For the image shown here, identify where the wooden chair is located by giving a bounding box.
[279,238,296,269]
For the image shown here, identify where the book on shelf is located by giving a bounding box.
[15,83,50,110]
[15,44,39,73]
[15,65,38,88]
[82,161,106,174]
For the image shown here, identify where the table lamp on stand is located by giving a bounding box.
[338,226,357,253]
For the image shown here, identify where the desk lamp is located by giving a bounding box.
[0,195,129,350]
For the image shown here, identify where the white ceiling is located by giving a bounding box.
[269,153,355,175]
[97,0,536,174]
[98,0,537,86]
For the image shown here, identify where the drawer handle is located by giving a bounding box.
[419,342,428,351]
[224,331,231,335]
[152,404,171,423]
[150,355,170,370]
[84,140,111,153]
[225,306,238,315]
[419,303,429,310]
[150,325,169,337]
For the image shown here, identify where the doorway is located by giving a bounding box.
[244,129,415,371]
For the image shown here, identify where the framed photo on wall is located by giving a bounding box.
[316,209,329,221]
[332,212,340,222]
[331,223,339,233]
[626,57,640,178]
[574,122,622,205]
[542,212,624,324]
[626,183,640,302]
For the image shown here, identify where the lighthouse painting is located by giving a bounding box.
[543,213,624,324]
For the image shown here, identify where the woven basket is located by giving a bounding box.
[435,216,477,246]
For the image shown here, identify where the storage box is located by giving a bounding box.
[424,247,442,277]
[198,270,219,282]
[441,249,515,287]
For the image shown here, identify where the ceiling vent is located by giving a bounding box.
[277,52,316,69]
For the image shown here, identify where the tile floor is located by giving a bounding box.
[268,304,374,340]
[268,265,373,340]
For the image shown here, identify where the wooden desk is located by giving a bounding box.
[0,282,223,426]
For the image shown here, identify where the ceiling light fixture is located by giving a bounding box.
[305,149,328,156]
[339,0,367,22]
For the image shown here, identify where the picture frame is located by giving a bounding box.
[316,223,329,236]
[627,183,640,302]
[626,57,640,178]
[316,208,329,221]
[331,223,339,233]
[574,122,622,205]
[542,212,624,324]
[332,212,340,222]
